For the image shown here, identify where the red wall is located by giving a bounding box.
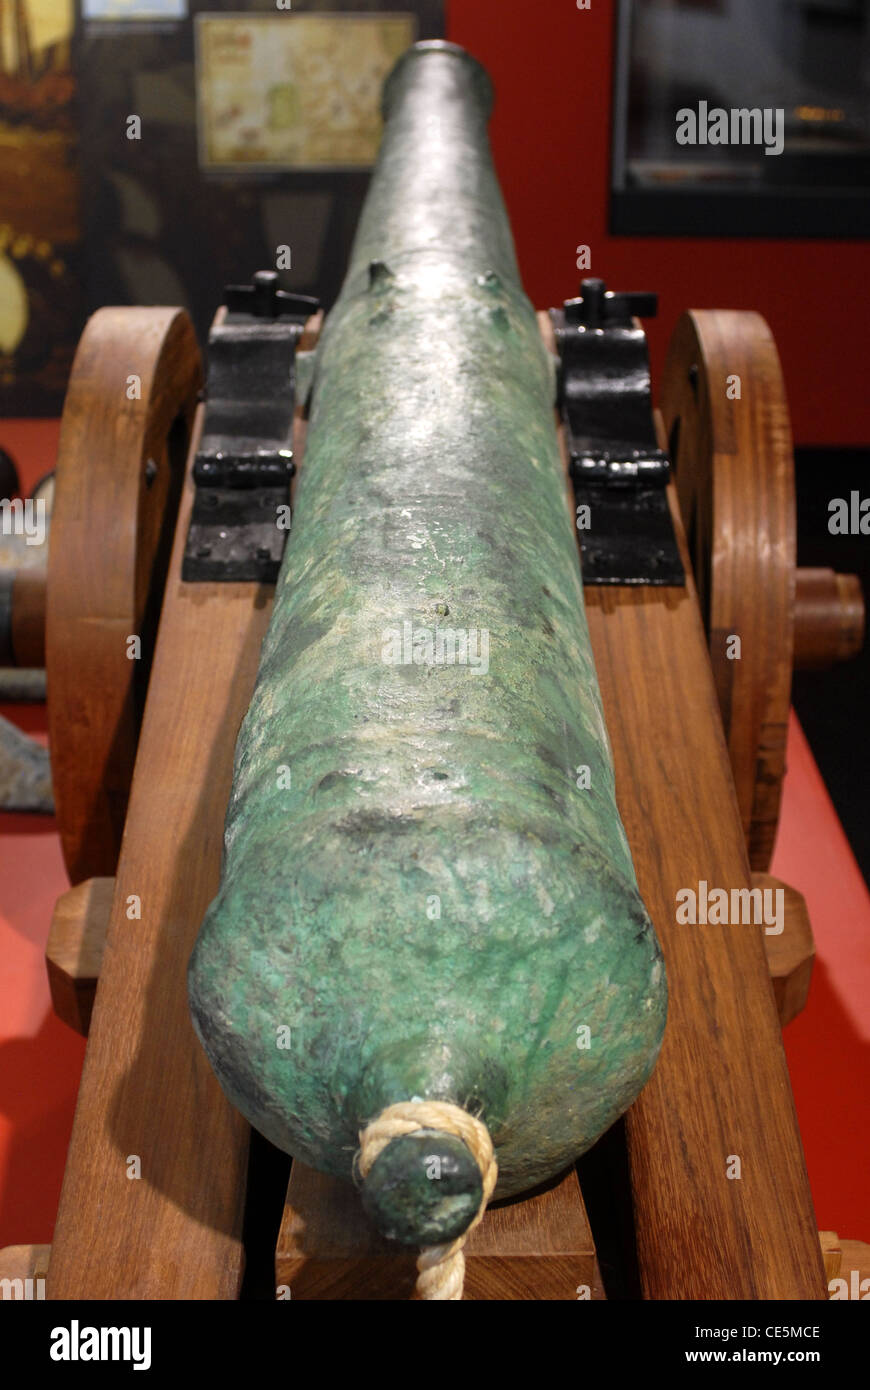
[447,0,870,447]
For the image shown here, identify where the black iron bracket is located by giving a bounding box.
[550,278,684,586]
[182,271,319,583]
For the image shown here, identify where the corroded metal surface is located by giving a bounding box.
[0,713,52,812]
[189,42,666,1240]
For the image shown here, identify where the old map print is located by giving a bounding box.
[196,13,416,170]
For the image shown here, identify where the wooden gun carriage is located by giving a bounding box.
[1,42,866,1302]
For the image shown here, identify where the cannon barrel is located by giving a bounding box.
[188,41,667,1265]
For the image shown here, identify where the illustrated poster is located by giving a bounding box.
[196,12,416,171]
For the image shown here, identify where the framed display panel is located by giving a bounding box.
[73,0,442,347]
[82,1,188,16]
[195,12,416,171]
[611,0,870,238]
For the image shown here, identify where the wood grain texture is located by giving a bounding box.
[793,568,865,670]
[46,399,273,1299]
[838,1240,870,1290]
[47,307,202,885]
[276,1163,598,1301]
[10,567,46,667]
[46,876,115,1036]
[820,1230,841,1282]
[660,311,795,872]
[586,554,825,1298]
[585,500,824,1300]
[756,873,815,1028]
[821,1233,870,1294]
[540,312,825,1299]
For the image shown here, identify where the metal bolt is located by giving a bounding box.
[252,270,279,318]
[580,277,607,327]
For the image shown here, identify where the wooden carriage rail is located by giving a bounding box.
[45,396,262,1298]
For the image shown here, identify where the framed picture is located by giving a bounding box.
[196,12,417,171]
[82,0,188,17]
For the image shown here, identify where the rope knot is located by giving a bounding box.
[357,1100,497,1300]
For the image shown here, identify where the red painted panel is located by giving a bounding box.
[774,715,870,1243]
[447,0,870,447]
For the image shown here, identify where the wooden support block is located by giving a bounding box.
[465,1170,600,1301]
[46,877,115,1035]
[756,873,815,1027]
[0,1244,51,1299]
[836,1241,870,1298]
[819,1230,841,1283]
[821,1232,870,1298]
[276,1163,599,1301]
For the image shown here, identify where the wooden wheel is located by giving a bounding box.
[660,311,795,872]
[47,307,202,884]
[662,314,864,872]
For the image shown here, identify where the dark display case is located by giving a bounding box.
[612,0,870,236]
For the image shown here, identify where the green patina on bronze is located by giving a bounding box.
[188,41,667,1245]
